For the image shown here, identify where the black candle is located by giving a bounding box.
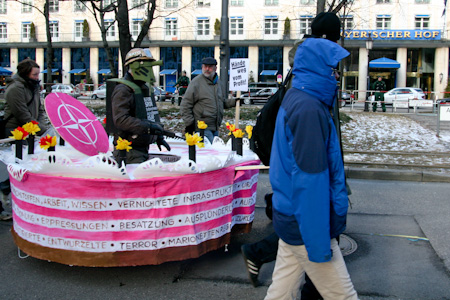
[118,149,127,167]
[236,137,243,156]
[189,145,196,162]
[231,135,236,151]
[15,140,23,160]
[28,135,35,155]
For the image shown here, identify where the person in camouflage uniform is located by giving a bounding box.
[372,76,386,112]
[174,71,190,106]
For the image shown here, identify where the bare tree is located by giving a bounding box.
[81,0,157,75]
[15,0,54,92]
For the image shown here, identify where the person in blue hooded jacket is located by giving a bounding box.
[265,12,358,300]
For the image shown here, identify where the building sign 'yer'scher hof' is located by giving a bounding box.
[344,30,441,40]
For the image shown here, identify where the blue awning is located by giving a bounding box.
[0,67,12,76]
[41,68,59,74]
[97,69,111,75]
[160,69,177,75]
[68,68,86,74]
[369,57,400,69]
[192,69,202,75]
[260,70,278,76]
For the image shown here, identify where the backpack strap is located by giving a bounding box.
[108,78,142,95]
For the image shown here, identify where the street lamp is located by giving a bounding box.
[364,33,373,112]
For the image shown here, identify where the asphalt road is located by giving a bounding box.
[1,172,450,300]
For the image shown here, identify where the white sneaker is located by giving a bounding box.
[0,211,12,221]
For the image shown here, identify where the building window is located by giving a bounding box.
[49,0,59,12]
[105,20,115,37]
[300,0,314,4]
[341,16,354,30]
[265,0,278,5]
[230,0,243,5]
[197,18,210,36]
[50,21,59,38]
[376,16,391,29]
[264,16,278,35]
[74,21,83,38]
[132,0,146,8]
[230,17,244,36]
[165,0,178,8]
[415,0,430,3]
[74,0,86,12]
[165,18,178,37]
[197,0,210,7]
[415,16,429,29]
[131,19,142,38]
[22,0,32,13]
[0,0,6,14]
[22,22,31,39]
[299,16,313,35]
[0,23,7,40]
[376,0,390,3]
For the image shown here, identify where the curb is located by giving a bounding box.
[345,167,450,183]
[261,167,450,183]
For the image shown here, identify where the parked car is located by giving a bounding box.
[339,91,353,107]
[368,87,425,105]
[91,85,106,99]
[0,86,6,94]
[241,87,278,105]
[41,84,81,98]
[153,86,173,102]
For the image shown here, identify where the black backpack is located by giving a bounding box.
[252,69,293,166]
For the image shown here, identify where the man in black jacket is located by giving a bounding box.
[111,48,170,164]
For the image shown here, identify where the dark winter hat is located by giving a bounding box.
[311,12,341,42]
[202,57,217,65]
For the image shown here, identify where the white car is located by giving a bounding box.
[91,85,106,99]
[369,87,425,104]
[41,84,81,98]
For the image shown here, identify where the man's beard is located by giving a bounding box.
[202,70,215,80]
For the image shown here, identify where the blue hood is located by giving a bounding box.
[291,38,349,107]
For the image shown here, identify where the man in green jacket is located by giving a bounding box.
[372,76,386,112]
[175,71,190,106]
[180,57,235,143]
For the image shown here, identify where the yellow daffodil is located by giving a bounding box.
[10,127,29,140]
[23,121,41,135]
[115,137,133,152]
[39,135,57,150]
[232,128,245,138]
[197,120,208,130]
[185,133,204,148]
[245,125,253,139]
[226,122,236,135]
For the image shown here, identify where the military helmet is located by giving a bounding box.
[124,48,155,66]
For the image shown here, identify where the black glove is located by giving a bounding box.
[142,120,164,135]
[156,135,171,151]
[185,124,195,135]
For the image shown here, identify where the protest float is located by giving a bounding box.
[1,93,260,267]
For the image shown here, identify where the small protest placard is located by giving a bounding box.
[229,59,249,92]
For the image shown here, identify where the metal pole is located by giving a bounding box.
[437,103,440,137]
[219,0,230,100]
[364,49,370,112]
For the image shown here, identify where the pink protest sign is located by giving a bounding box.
[44,93,109,156]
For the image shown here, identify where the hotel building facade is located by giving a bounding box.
[0,0,449,99]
